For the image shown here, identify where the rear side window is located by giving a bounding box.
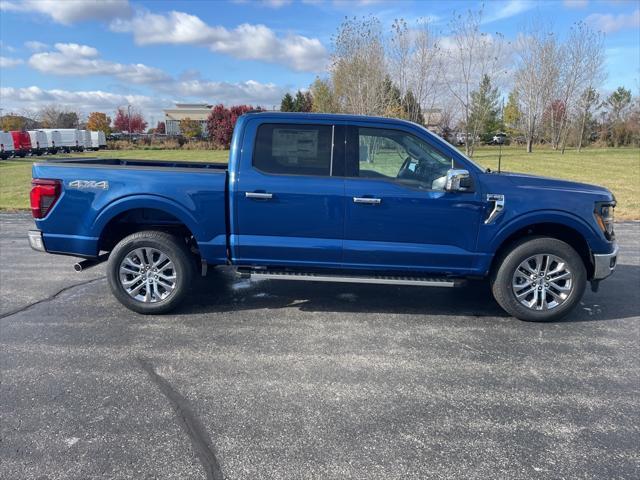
[253,124,333,176]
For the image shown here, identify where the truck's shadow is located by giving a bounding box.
[176,264,639,323]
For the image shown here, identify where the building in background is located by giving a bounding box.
[163,103,212,136]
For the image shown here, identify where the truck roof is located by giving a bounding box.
[242,111,423,128]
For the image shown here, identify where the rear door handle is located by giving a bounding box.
[246,192,273,200]
[353,197,381,205]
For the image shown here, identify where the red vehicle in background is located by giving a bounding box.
[10,131,32,157]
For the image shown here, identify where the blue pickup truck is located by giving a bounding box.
[28,112,618,321]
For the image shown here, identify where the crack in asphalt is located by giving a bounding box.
[137,357,225,480]
[0,277,107,319]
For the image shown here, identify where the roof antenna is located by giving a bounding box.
[498,142,502,173]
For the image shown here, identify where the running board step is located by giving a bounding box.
[244,270,458,287]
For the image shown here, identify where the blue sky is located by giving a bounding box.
[0,0,638,123]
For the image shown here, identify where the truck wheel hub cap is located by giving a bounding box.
[119,247,177,303]
[512,254,573,311]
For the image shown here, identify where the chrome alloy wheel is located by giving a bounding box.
[119,247,177,303]
[511,254,573,311]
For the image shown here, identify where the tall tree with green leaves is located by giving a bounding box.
[381,76,406,118]
[469,74,501,151]
[310,77,338,113]
[503,90,521,136]
[280,93,295,112]
[576,87,599,152]
[403,90,424,124]
[607,86,632,147]
[293,90,313,112]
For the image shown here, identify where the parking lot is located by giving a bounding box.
[1,213,638,479]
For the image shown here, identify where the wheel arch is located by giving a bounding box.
[490,221,594,279]
[93,196,203,253]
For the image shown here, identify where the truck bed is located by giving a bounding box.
[40,157,228,171]
[32,157,229,263]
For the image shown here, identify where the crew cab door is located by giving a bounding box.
[233,119,345,267]
[343,124,485,273]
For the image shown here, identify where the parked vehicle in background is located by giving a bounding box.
[29,112,618,322]
[40,129,62,154]
[455,132,467,145]
[28,130,49,156]
[53,129,82,153]
[91,131,107,150]
[0,131,15,159]
[10,131,32,157]
[490,133,508,145]
[79,129,91,151]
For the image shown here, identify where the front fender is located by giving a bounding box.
[484,209,606,253]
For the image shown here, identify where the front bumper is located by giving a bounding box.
[592,243,618,280]
[28,230,45,252]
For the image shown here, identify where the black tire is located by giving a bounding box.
[491,236,587,322]
[107,230,195,314]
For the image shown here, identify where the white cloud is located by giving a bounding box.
[110,10,328,72]
[25,41,50,52]
[0,81,287,120]
[482,0,536,24]
[28,43,171,85]
[262,0,293,6]
[171,80,287,106]
[21,42,289,107]
[54,43,99,58]
[0,0,131,25]
[0,56,24,68]
[586,9,640,33]
[0,86,160,117]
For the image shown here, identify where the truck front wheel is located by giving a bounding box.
[491,237,587,322]
[107,231,195,314]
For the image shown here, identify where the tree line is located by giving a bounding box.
[0,105,149,136]
[276,11,638,155]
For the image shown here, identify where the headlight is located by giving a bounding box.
[594,201,615,240]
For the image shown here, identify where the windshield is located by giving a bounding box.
[414,123,486,172]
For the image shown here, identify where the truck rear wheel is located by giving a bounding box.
[491,237,586,322]
[107,231,194,314]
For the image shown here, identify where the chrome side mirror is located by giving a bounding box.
[445,169,471,192]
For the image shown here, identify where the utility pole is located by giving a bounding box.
[127,104,132,143]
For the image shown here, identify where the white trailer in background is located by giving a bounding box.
[28,130,48,155]
[78,129,91,150]
[90,131,107,150]
[40,129,63,154]
[54,129,82,152]
[0,132,15,159]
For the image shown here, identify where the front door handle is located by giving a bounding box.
[353,197,381,205]
[246,192,273,200]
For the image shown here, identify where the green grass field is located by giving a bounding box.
[1,146,638,219]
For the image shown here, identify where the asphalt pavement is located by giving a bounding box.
[1,213,638,479]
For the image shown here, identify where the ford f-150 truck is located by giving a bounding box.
[28,113,618,321]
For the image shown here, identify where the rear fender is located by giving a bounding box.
[92,195,204,241]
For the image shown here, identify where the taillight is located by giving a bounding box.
[30,179,61,219]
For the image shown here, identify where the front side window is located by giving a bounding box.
[253,123,333,176]
[356,127,451,190]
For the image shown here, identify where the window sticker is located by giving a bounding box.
[272,128,318,161]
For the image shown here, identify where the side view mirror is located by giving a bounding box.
[445,169,472,192]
